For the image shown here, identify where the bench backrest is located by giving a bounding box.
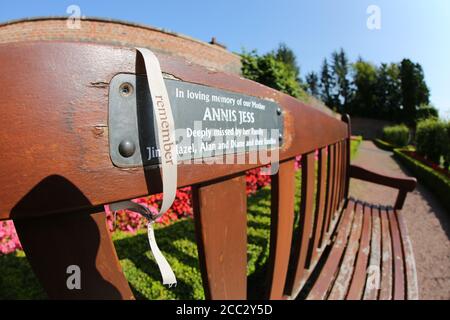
[0,42,351,299]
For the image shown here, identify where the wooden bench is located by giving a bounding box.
[0,41,418,300]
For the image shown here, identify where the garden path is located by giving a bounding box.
[350,140,450,300]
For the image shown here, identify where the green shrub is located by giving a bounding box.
[394,148,450,213]
[445,122,450,169]
[350,136,362,159]
[416,118,448,164]
[382,124,410,147]
[373,139,396,151]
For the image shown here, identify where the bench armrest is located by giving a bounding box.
[349,164,417,209]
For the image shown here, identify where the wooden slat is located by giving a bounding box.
[331,143,341,222]
[13,211,134,299]
[321,145,335,245]
[335,142,343,210]
[346,202,372,300]
[395,210,419,299]
[339,141,347,205]
[266,160,296,299]
[379,208,393,300]
[193,175,247,300]
[363,205,381,300]
[284,152,316,296]
[341,114,351,199]
[328,200,362,299]
[307,201,355,300]
[388,209,406,300]
[0,41,348,220]
[309,148,328,266]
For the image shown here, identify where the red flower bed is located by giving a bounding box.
[0,166,278,254]
[403,150,450,179]
[0,151,314,254]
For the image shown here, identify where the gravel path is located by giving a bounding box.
[349,140,450,300]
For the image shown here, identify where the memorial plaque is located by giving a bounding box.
[109,73,284,167]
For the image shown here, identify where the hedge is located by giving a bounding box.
[394,148,450,213]
[373,139,396,152]
[416,118,448,164]
[382,124,410,147]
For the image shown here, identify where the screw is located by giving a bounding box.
[118,140,136,158]
[279,133,283,141]
[277,108,282,115]
[119,82,133,97]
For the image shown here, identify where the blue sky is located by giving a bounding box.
[2,0,449,117]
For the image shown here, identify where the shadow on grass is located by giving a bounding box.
[0,185,275,300]
[0,252,46,300]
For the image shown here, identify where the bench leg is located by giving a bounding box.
[13,211,134,300]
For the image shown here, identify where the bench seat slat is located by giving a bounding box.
[307,200,355,300]
[302,198,416,301]
[346,202,372,300]
[388,208,406,300]
[363,205,382,300]
[396,210,419,300]
[379,208,393,300]
[328,200,363,300]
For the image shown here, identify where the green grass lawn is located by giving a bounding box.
[0,173,301,300]
[0,139,359,299]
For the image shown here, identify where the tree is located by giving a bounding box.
[351,58,378,117]
[400,59,430,127]
[241,50,308,100]
[331,48,352,113]
[375,63,402,120]
[320,58,336,109]
[305,71,320,97]
[274,43,300,80]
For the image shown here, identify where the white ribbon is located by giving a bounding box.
[109,47,178,287]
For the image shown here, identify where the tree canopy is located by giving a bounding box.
[240,45,437,126]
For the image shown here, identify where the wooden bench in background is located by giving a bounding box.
[0,42,418,300]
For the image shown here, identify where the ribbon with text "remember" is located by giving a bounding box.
[109,47,178,287]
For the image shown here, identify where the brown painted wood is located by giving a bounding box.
[192,175,247,300]
[266,159,296,299]
[307,201,354,300]
[346,202,372,300]
[388,209,406,300]
[350,165,416,210]
[309,148,328,266]
[341,115,351,199]
[0,41,420,301]
[379,208,393,300]
[339,141,347,205]
[284,152,316,296]
[395,209,419,300]
[328,200,362,300]
[321,145,335,246]
[363,206,381,300]
[335,142,342,209]
[13,211,133,299]
[331,143,341,223]
[0,41,348,220]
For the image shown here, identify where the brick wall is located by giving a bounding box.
[350,116,394,139]
[0,17,242,74]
